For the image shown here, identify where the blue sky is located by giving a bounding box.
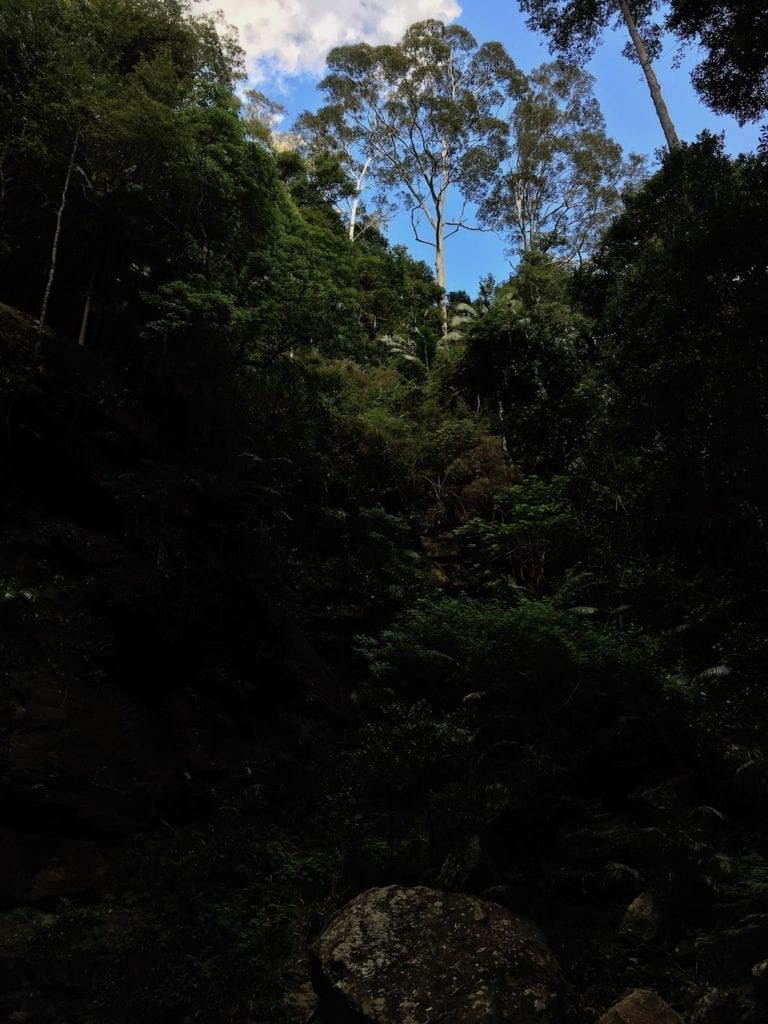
[201,0,763,296]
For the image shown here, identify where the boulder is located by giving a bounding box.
[619,893,663,944]
[310,884,567,1024]
[752,958,768,999]
[598,989,682,1024]
[284,981,318,1024]
[688,988,743,1023]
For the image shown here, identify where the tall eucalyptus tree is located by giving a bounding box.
[297,20,524,332]
[480,61,645,264]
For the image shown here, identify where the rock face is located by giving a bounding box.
[598,989,682,1024]
[310,885,567,1024]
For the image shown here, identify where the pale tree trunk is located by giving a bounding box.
[435,208,448,338]
[619,0,680,150]
[348,156,372,241]
[78,251,103,347]
[435,145,449,338]
[78,280,93,347]
[348,196,359,242]
[39,130,79,335]
[498,398,509,456]
[514,189,534,252]
[435,53,459,338]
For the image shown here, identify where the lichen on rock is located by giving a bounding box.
[598,989,682,1024]
[310,884,568,1023]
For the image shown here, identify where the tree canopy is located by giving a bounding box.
[297,20,524,329]
[665,0,768,122]
[479,61,645,264]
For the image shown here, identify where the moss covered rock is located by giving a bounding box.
[311,884,568,1023]
[598,989,682,1024]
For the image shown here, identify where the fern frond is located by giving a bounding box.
[712,853,736,875]
[600,861,641,887]
[734,748,765,773]
[692,665,732,683]
[687,804,727,822]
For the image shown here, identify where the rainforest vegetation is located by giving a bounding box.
[2,1,768,1021]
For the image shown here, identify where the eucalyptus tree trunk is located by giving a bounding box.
[348,156,372,241]
[619,0,680,150]
[436,145,449,338]
[78,275,94,347]
[39,130,79,335]
[435,215,448,337]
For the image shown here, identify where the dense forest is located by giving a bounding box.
[2,1,768,1022]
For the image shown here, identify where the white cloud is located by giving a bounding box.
[197,0,462,84]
